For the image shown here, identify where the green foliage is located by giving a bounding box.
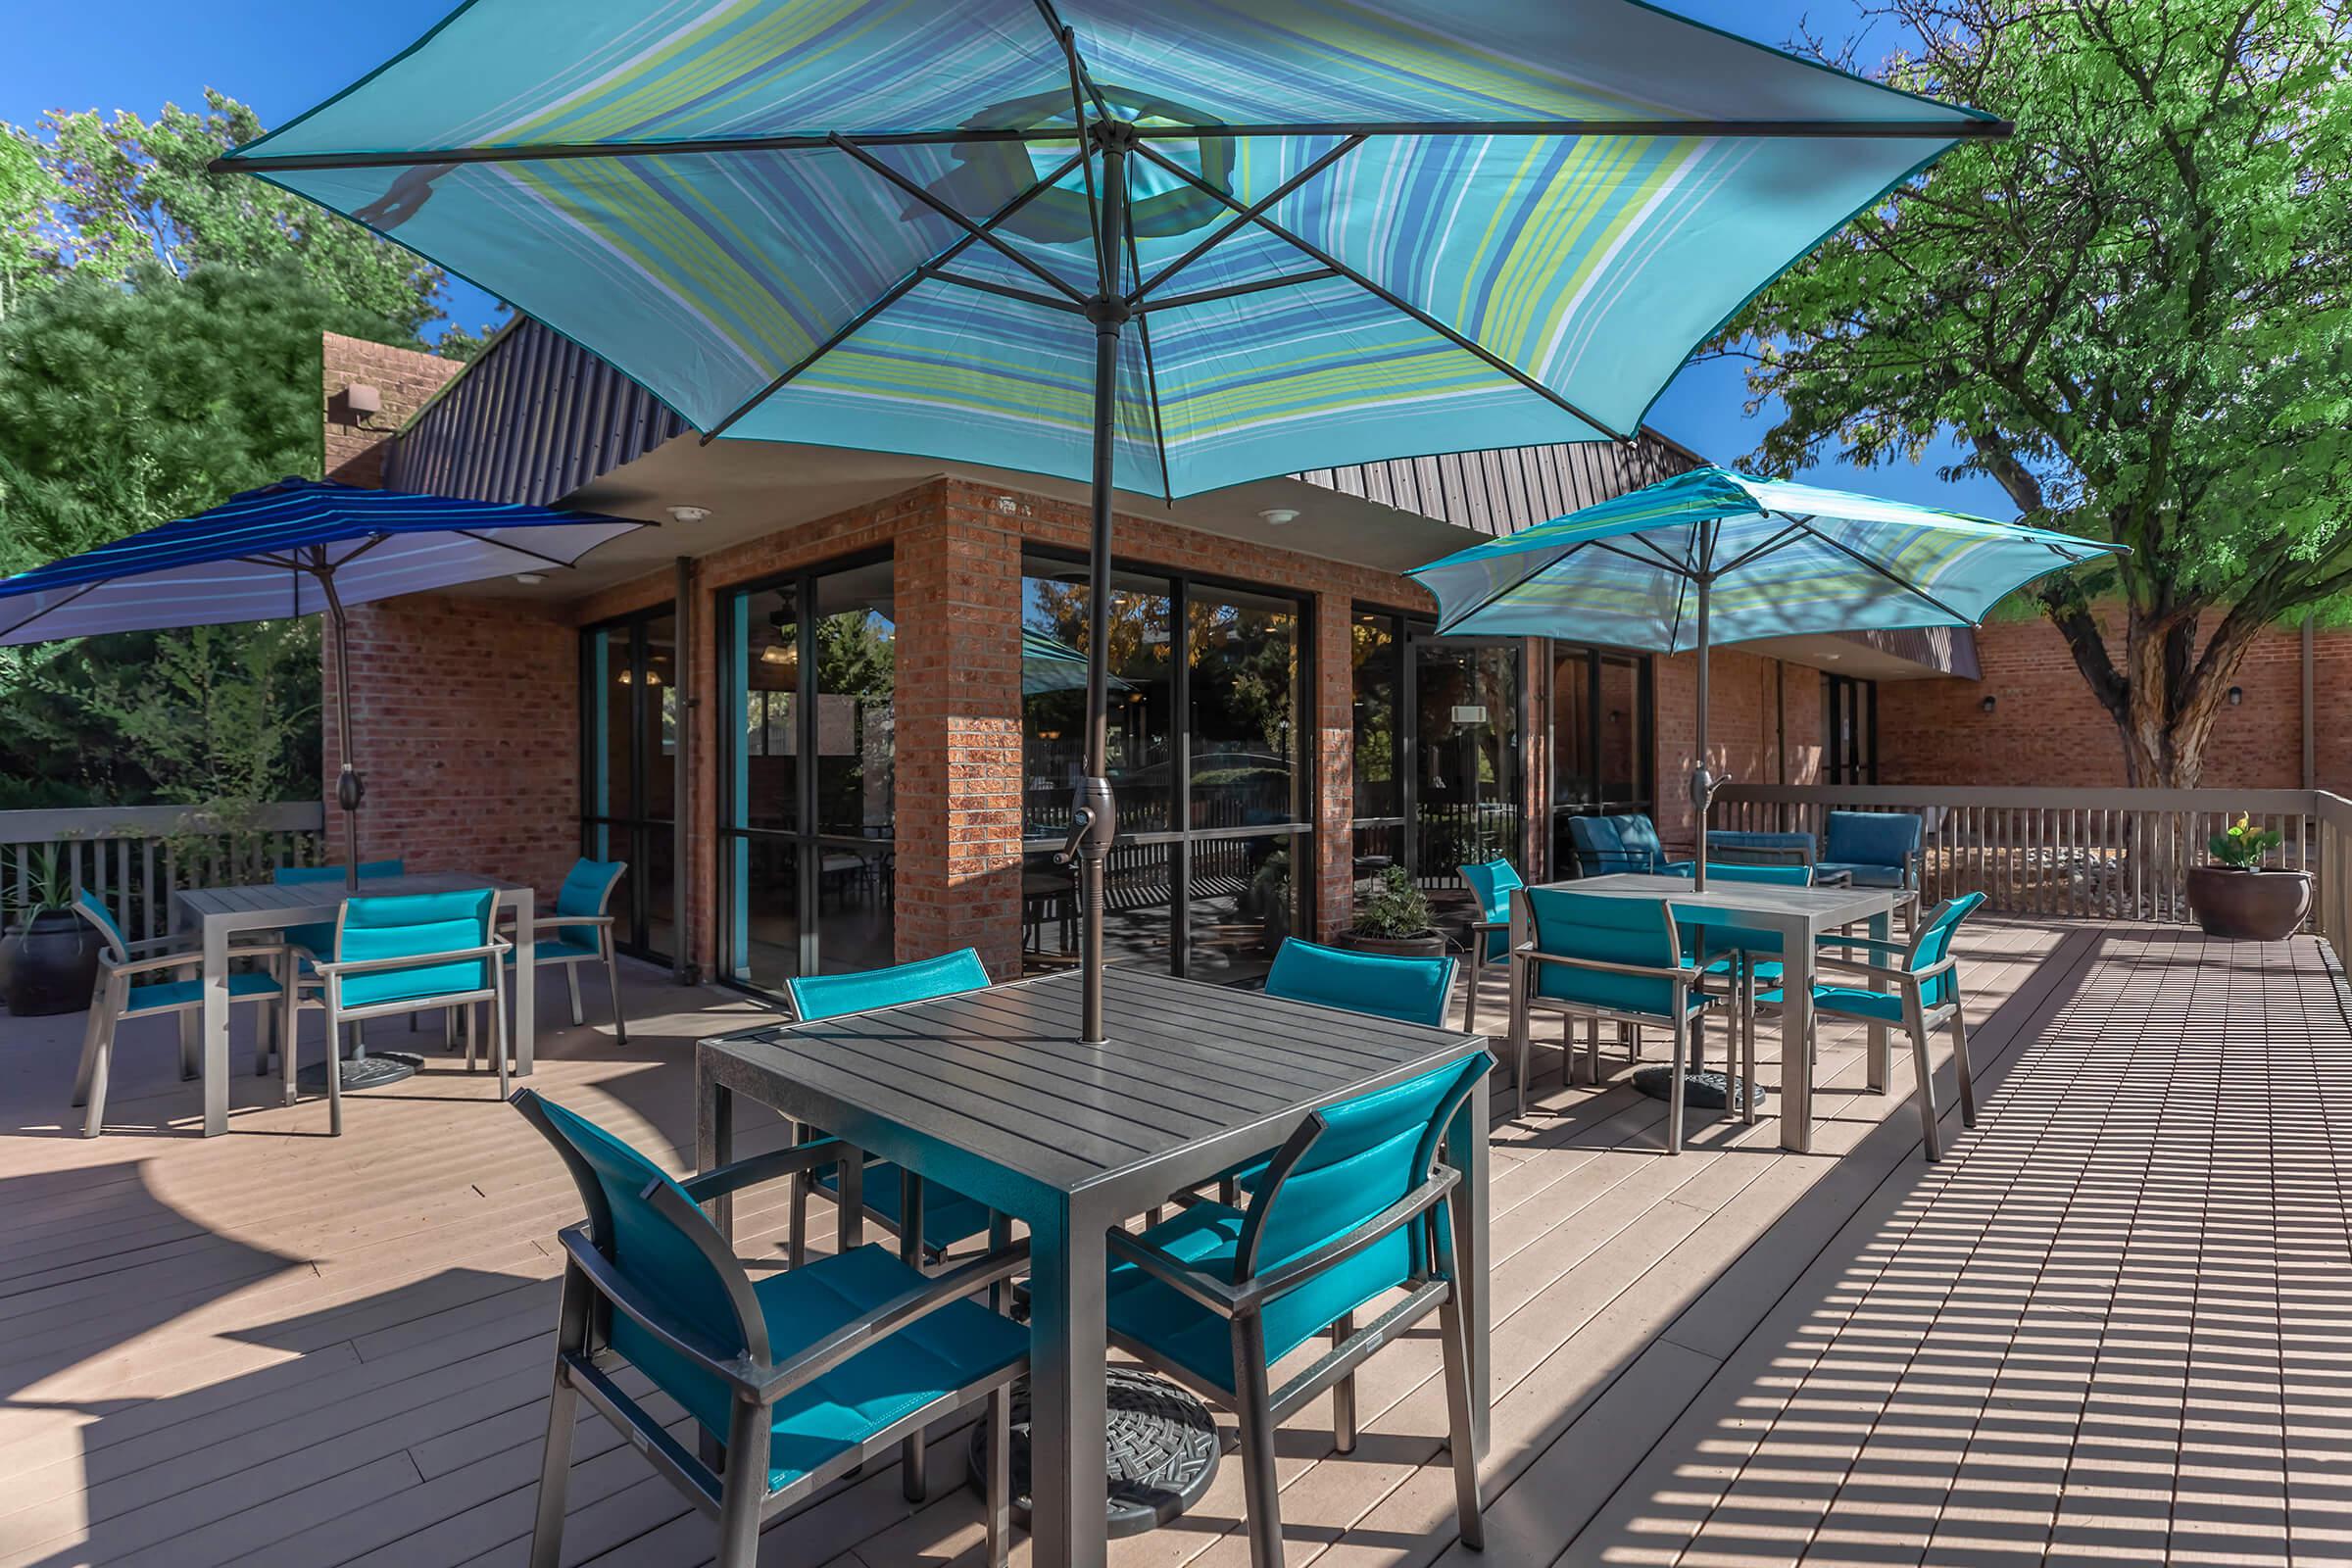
[1351,864,1436,940]
[2208,812,2284,869]
[0,130,59,317]
[2,844,74,926]
[1715,0,2352,784]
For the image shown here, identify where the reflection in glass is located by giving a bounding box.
[1020,564,1175,835]
[736,586,800,832]
[1414,642,1520,885]
[1352,612,1401,820]
[595,626,633,820]
[729,837,801,992]
[1186,832,1301,985]
[1188,588,1299,831]
[811,840,895,974]
[812,563,897,838]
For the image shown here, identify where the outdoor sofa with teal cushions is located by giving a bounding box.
[1563,813,1693,878]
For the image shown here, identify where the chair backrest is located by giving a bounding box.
[1457,858,1523,959]
[1239,1053,1492,1338]
[1678,861,1815,886]
[1564,813,1667,876]
[554,858,626,949]
[1265,938,1457,1029]
[72,893,128,964]
[333,889,497,1010]
[1706,830,1816,866]
[1907,893,1984,1009]
[1521,886,1686,1018]
[786,948,989,1023]
[511,1090,755,1408]
[274,858,406,885]
[1823,810,1923,869]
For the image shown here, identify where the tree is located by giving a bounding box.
[0,130,59,318]
[1719,0,2352,787]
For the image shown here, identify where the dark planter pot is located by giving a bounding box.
[1339,929,1447,961]
[2185,866,2311,942]
[1,908,101,1017]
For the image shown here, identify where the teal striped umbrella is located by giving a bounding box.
[213,0,2002,1038]
[1409,466,2125,887]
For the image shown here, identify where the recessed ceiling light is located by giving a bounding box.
[668,505,711,525]
[514,572,546,585]
[1258,507,1300,527]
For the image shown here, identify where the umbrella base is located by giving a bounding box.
[1630,1063,1766,1111]
[296,1052,423,1092]
[966,1368,1221,1538]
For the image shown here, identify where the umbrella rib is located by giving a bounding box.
[1614,534,1690,574]
[828,133,1088,304]
[1431,539,1592,633]
[0,581,100,642]
[1711,518,1811,578]
[1795,521,1981,624]
[1052,24,1108,292]
[1140,269,1341,313]
[450,529,587,571]
[1034,0,1113,122]
[927,270,1087,313]
[1128,141,1631,443]
[1128,136,1367,304]
[209,117,2008,176]
[700,147,1087,443]
[1122,210,1176,507]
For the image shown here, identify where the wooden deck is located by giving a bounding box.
[0,920,2342,1568]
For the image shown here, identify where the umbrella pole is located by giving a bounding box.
[317,567,365,893]
[1071,123,1135,1046]
[1690,561,1713,894]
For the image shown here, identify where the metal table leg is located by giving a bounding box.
[1446,1064,1492,1455]
[1865,905,1893,1093]
[1025,1200,1111,1568]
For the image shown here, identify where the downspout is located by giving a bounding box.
[673,554,695,984]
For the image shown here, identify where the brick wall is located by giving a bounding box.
[1654,645,1825,850]
[321,333,462,487]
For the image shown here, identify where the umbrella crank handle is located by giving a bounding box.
[1053,777,1118,867]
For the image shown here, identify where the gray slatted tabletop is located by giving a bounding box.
[696,965,1491,1568]
[172,872,537,1136]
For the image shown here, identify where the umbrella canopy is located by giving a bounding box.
[1408,466,2125,886]
[0,477,644,880]
[1022,627,1129,696]
[215,0,2002,1040]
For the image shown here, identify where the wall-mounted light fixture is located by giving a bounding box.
[2228,685,2244,707]
[342,382,382,423]
[1980,695,1997,713]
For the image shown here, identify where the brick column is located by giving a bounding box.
[894,502,1026,978]
[1313,590,1355,940]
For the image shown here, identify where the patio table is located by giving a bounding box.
[695,965,1491,1568]
[172,872,537,1137]
[1539,873,1899,1153]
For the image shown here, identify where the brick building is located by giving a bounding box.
[320,324,1985,996]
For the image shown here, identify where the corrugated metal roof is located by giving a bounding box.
[1292,428,1708,538]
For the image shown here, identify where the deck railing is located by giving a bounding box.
[0,803,326,942]
[1714,784,2348,939]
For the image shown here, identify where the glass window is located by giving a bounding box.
[1020,562,1175,837]
[1352,612,1402,821]
[737,586,799,832]
[580,607,678,963]
[811,564,897,838]
[1187,587,1300,831]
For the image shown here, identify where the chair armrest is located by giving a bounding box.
[1105,1227,1249,1317]
[502,910,614,928]
[1515,947,1702,985]
[310,937,514,977]
[1811,953,1912,984]
[557,1225,764,1396]
[678,1137,852,1200]
[1815,933,1906,956]
[753,1239,1032,1403]
[1239,1167,1458,1309]
[99,950,205,980]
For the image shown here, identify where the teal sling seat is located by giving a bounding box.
[273,858,405,959]
[1264,938,1456,1029]
[503,858,630,1041]
[68,893,290,1139]
[303,889,509,1135]
[1563,813,1692,878]
[784,949,997,1265]
[1815,811,1926,927]
[1456,858,1522,1033]
[512,1091,1027,1568]
[1512,886,1712,1149]
[1105,1054,1491,1568]
[1758,893,1984,1162]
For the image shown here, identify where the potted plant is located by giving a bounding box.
[2185,813,2311,941]
[1250,848,1292,955]
[1341,864,1446,960]
[0,847,100,1016]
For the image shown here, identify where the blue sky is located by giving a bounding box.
[0,0,2012,515]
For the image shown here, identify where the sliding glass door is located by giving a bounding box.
[581,608,677,962]
[1550,644,1655,871]
[1349,612,1524,892]
[718,557,897,994]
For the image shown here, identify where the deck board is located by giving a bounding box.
[0,920,2341,1567]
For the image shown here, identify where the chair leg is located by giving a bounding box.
[1948,1004,1977,1127]
[79,997,118,1139]
[984,1382,1012,1568]
[71,988,108,1107]
[1332,1310,1358,1452]
[493,980,513,1102]
[530,1267,591,1568]
[279,980,298,1108]
[326,1016,345,1137]
[463,1001,478,1073]
[1585,1015,1600,1086]
[564,962,584,1028]
[1741,967,1759,1127]
[444,1006,458,1052]
[1436,1185,1486,1549]
[712,1397,768,1568]
[1229,1316,1287,1568]
[1463,948,1480,1034]
[606,946,628,1043]
[1665,1011,1688,1155]
[1908,1014,1942,1162]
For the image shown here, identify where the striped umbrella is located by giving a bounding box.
[0,477,643,884]
[1408,466,2125,888]
[213,0,2003,1036]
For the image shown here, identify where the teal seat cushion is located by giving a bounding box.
[281,922,335,956]
[506,937,601,965]
[613,1242,1025,1491]
[1104,1200,1409,1397]
[816,1160,995,1250]
[1757,983,1902,1022]
[126,969,282,1013]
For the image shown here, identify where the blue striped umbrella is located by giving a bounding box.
[1409,466,2125,886]
[212,0,2003,1036]
[0,477,644,882]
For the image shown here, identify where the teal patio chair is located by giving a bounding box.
[68,893,289,1138]
[1757,893,1984,1161]
[1511,887,1713,1149]
[301,889,511,1134]
[1104,1054,1491,1568]
[1563,813,1692,878]
[512,1091,1027,1568]
[504,858,629,1041]
[1705,829,1816,868]
[1669,861,1814,1124]
[272,858,406,959]
[1456,858,1522,1032]
[1815,810,1925,926]
[783,950,998,1270]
